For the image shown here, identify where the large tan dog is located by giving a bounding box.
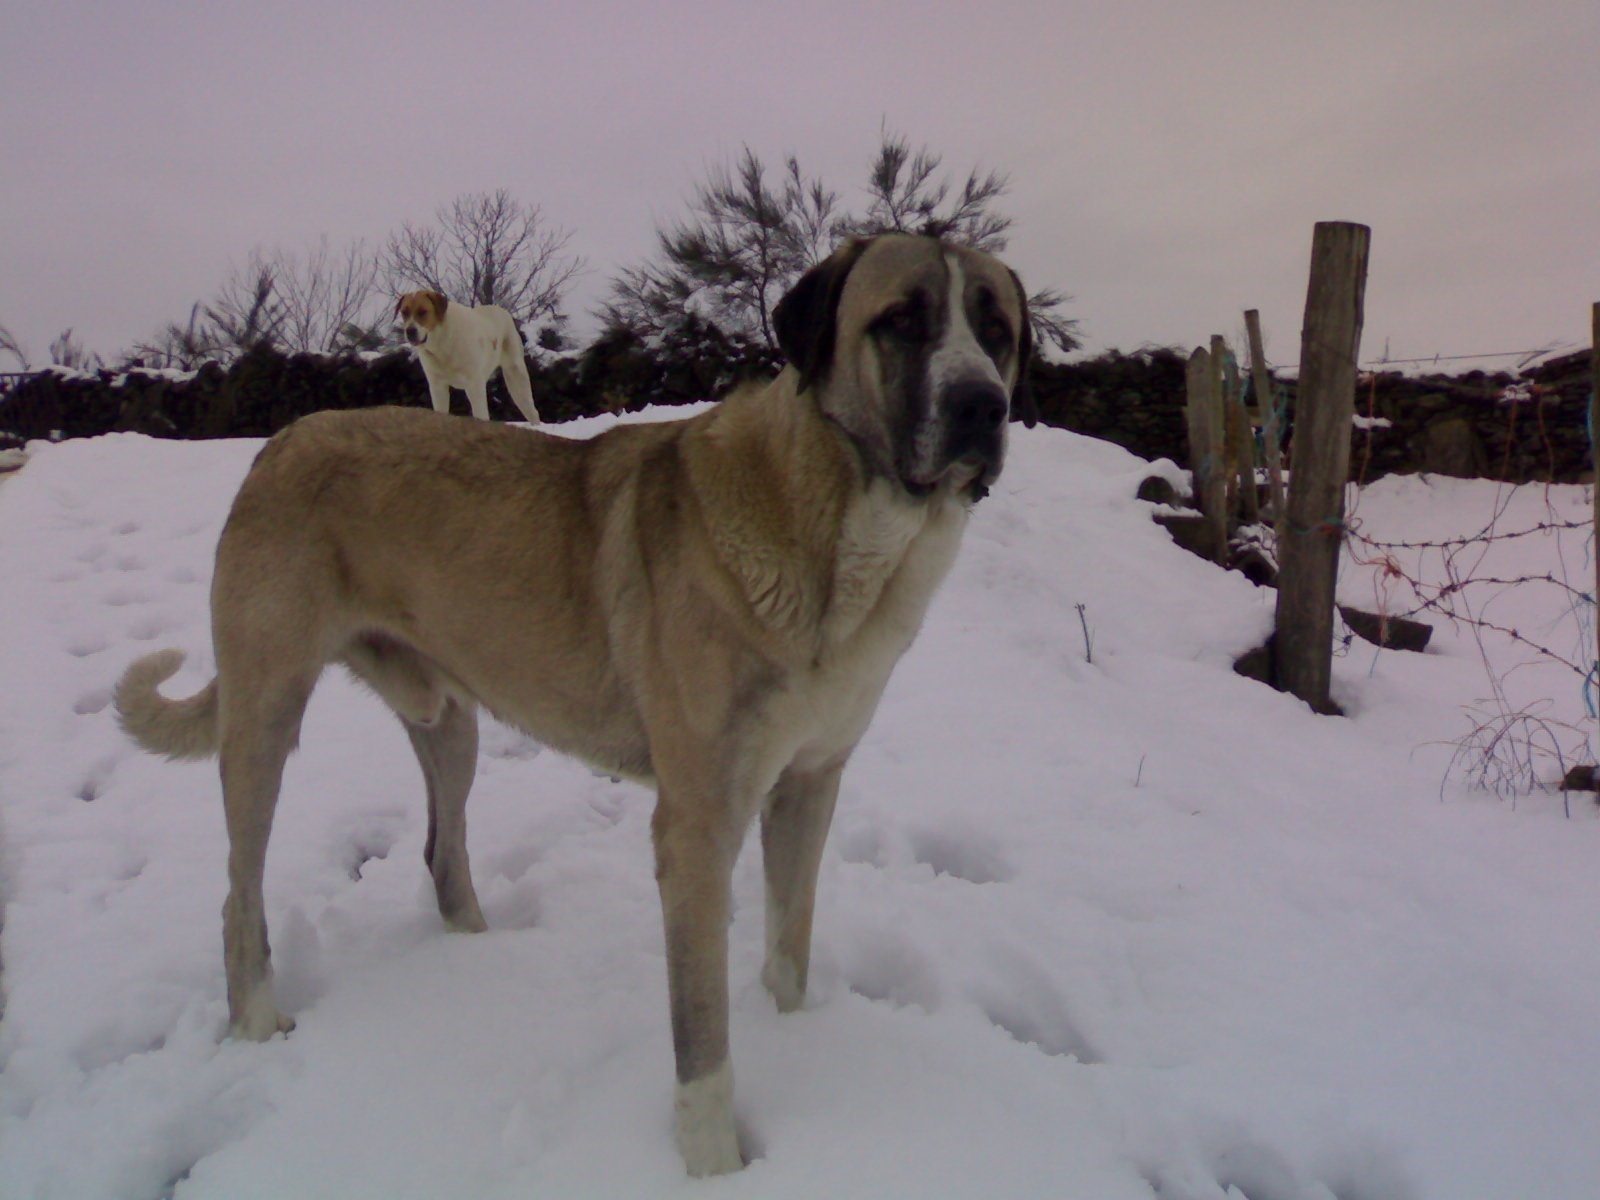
[395,289,540,422]
[115,234,1035,1176]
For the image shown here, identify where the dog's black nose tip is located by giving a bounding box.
[945,380,1007,433]
[404,328,421,346]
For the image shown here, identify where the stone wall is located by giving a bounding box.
[1029,347,1595,485]
[0,316,779,447]
[2,334,1592,486]
[1030,347,1192,466]
[1345,351,1592,483]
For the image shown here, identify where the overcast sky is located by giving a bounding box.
[3,0,1596,373]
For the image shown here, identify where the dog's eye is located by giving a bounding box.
[875,302,929,344]
[978,315,1012,356]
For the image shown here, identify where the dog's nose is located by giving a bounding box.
[405,326,422,346]
[944,380,1007,438]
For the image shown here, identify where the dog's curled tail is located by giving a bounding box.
[114,649,220,761]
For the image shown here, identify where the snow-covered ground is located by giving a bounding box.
[1,414,1597,1200]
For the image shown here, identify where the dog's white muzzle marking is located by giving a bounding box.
[910,256,1008,485]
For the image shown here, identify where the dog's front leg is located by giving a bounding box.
[463,379,491,422]
[425,376,453,416]
[651,785,744,1176]
[760,758,844,1011]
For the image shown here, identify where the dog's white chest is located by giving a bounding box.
[773,488,966,774]
[420,340,483,387]
[825,483,964,647]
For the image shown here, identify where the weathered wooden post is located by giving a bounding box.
[1206,336,1231,553]
[1273,221,1371,713]
[1184,343,1210,485]
[1245,309,1286,519]
[1184,344,1225,561]
[1221,341,1260,524]
[1591,302,1599,700]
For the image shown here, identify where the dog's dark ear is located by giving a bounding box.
[774,238,868,391]
[394,294,406,318]
[1007,268,1039,429]
[428,291,449,318]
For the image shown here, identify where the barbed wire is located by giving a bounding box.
[1288,364,1597,797]
[1258,340,1582,376]
[1350,517,1587,553]
[1361,343,1581,369]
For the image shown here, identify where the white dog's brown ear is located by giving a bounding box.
[774,238,869,392]
[1007,268,1039,429]
[427,291,449,319]
[394,295,407,319]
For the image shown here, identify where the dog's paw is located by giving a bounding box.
[229,1011,295,1042]
[229,989,296,1042]
[444,907,489,934]
[760,954,806,1013]
[674,1063,744,1177]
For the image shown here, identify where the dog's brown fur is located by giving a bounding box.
[115,234,1032,1175]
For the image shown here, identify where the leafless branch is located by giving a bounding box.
[47,328,102,371]
[271,237,384,354]
[0,322,29,370]
[382,189,585,335]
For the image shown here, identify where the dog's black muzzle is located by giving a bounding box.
[942,378,1008,489]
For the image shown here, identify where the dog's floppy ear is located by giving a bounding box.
[774,238,869,392]
[394,294,407,319]
[1007,268,1039,429]
[427,291,449,319]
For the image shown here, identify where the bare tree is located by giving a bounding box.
[606,150,839,348]
[48,328,102,371]
[202,255,286,357]
[381,189,584,339]
[605,131,1078,355]
[841,131,1077,353]
[840,130,1012,251]
[129,255,282,368]
[0,322,29,370]
[128,302,222,371]
[1019,285,1081,356]
[603,260,701,345]
[271,237,385,354]
[130,239,386,368]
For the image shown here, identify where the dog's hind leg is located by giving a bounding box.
[340,632,487,931]
[218,670,317,1040]
[404,697,488,932]
[760,760,843,1012]
[502,352,540,424]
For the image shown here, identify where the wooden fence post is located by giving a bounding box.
[1185,344,1226,562]
[1221,342,1260,525]
[1245,309,1286,518]
[1206,336,1231,554]
[1273,221,1371,714]
[1591,302,1599,701]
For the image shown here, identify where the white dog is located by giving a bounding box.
[395,290,539,423]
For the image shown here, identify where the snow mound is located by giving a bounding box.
[1,415,1597,1198]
